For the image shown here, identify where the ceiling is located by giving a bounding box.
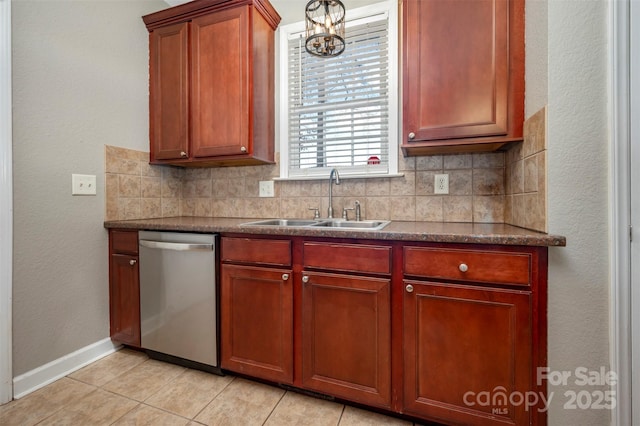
[164,0,376,25]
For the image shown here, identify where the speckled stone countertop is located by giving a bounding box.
[104,217,566,247]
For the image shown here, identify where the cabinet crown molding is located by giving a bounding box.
[143,0,281,31]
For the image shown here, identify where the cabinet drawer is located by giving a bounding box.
[303,242,392,275]
[222,237,291,267]
[403,247,531,286]
[110,230,138,255]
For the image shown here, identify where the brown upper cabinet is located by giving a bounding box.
[143,0,281,167]
[401,0,525,155]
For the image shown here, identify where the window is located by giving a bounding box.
[278,1,398,179]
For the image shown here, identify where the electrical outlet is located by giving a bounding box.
[259,180,275,197]
[434,174,449,194]
[72,174,97,195]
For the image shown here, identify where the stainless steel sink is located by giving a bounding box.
[310,220,390,230]
[240,219,320,227]
[240,218,390,231]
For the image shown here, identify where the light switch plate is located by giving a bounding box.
[259,180,275,197]
[72,174,97,195]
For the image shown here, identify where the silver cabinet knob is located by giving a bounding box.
[282,274,289,281]
[459,263,469,272]
[406,284,414,293]
[240,146,247,153]
[302,276,309,283]
[129,259,137,266]
[180,151,188,158]
[408,132,416,140]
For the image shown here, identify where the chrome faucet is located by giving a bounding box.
[327,168,341,218]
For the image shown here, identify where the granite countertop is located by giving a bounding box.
[104,217,566,247]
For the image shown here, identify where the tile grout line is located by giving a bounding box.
[336,404,346,426]
[261,387,288,426]
[190,375,237,422]
[138,401,197,424]
[30,382,101,426]
[96,359,197,424]
[106,400,140,426]
[71,355,188,423]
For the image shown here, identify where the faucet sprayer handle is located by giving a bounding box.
[354,200,361,221]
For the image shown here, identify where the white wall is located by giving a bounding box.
[526,0,611,424]
[524,0,547,116]
[11,0,164,376]
[0,0,13,404]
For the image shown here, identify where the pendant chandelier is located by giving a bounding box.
[305,0,346,57]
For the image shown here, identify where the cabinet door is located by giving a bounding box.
[302,271,391,408]
[109,254,140,346]
[220,264,293,383]
[149,22,189,161]
[402,0,518,146]
[403,281,531,426]
[191,7,250,158]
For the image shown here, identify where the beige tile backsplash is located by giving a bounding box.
[504,106,548,232]
[105,145,182,221]
[106,148,505,223]
[105,108,547,229]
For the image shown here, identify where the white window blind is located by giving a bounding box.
[284,12,391,178]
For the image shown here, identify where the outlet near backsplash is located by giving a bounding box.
[105,107,547,230]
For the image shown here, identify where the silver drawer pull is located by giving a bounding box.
[302,276,309,283]
[180,151,188,158]
[129,259,137,266]
[406,284,414,293]
[408,132,416,140]
[282,274,289,281]
[459,263,469,273]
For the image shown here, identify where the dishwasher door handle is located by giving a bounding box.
[139,240,213,252]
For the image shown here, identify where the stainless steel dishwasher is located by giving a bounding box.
[138,231,218,370]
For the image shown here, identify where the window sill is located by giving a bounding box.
[273,173,405,182]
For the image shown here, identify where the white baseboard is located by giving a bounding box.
[12,338,122,399]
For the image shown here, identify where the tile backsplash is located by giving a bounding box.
[106,148,506,223]
[105,108,547,229]
[105,146,182,221]
[504,106,547,232]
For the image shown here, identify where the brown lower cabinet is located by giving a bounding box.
[100,234,547,426]
[301,271,391,408]
[403,281,532,425]
[220,263,294,384]
[108,230,140,347]
[219,237,294,384]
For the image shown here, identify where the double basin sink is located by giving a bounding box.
[241,218,390,231]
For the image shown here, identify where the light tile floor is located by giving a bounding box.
[0,349,419,425]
